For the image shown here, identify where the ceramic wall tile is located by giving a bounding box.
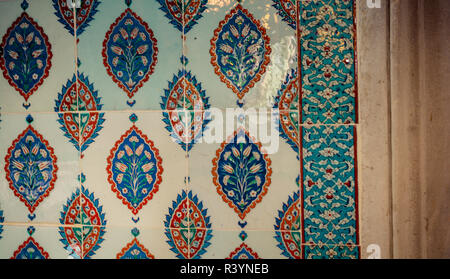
[301,125,359,247]
[303,244,360,259]
[82,226,176,259]
[80,111,188,229]
[0,112,80,224]
[299,0,357,124]
[203,230,292,259]
[183,0,297,109]
[0,225,74,259]
[77,0,183,111]
[0,0,77,113]
[188,110,300,232]
[0,0,361,260]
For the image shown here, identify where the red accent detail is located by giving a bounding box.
[11,236,50,259]
[278,0,297,24]
[279,196,301,259]
[168,194,208,259]
[279,73,299,149]
[165,76,205,143]
[165,0,202,28]
[56,0,95,34]
[4,125,58,214]
[209,4,271,101]
[211,128,272,220]
[226,243,260,259]
[62,191,103,259]
[116,238,155,259]
[102,8,158,99]
[58,79,100,149]
[0,12,52,102]
[106,125,163,215]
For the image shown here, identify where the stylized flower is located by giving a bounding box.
[141,56,148,66]
[32,49,43,58]
[40,149,47,158]
[15,32,23,43]
[142,162,154,173]
[249,164,261,173]
[112,57,119,67]
[38,161,50,171]
[26,32,34,43]
[36,59,43,69]
[135,144,144,156]
[115,162,128,172]
[8,50,19,59]
[223,175,230,185]
[14,149,21,158]
[119,28,128,40]
[136,44,148,55]
[12,160,25,170]
[223,164,234,174]
[117,173,124,184]
[145,174,153,184]
[144,151,152,160]
[21,144,29,154]
[117,150,125,159]
[131,27,138,39]
[124,145,133,156]
[139,32,146,41]
[220,44,233,54]
[111,45,123,55]
[31,144,40,155]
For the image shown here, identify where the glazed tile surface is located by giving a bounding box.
[77,0,183,110]
[185,0,297,109]
[0,113,80,224]
[0,0,77,113]
[0,0,359,259]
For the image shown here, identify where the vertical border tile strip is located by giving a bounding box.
[299,0,358,124]
[301,125,359,258]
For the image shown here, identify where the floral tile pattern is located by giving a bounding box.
[80,111,188,229]
[300,0,357,124]
[184,0,297,109]
[0,0,77,113]
[77,0,183,110]
[0,113,80,224]
[0,0,359,259]
[0,225,74,259]
[301,125,359,248]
